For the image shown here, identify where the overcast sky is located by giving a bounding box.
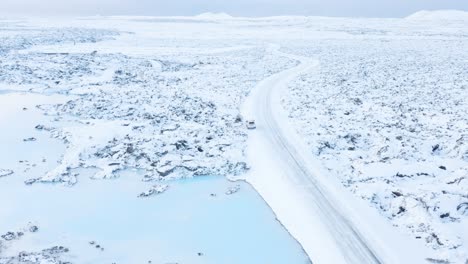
[1,0,467,17]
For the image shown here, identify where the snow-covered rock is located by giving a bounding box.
[0,169,14,178]
[0,246,70,264]
[1,15,466,263]
[225,185,241,195]
[282,38,468,263]
[138,184,169,198]
[6,39,296,186]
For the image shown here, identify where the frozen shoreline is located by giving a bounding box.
[0,92,311,264]
[0,18,308,263]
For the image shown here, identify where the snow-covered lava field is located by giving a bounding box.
[0,10,467,264]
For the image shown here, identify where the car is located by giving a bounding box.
[246,120,256,129]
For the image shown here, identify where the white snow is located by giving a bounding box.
[407,10,468,21]
[1,12,467,264]
[195,12,233,20]
[281,34,468,263]
[241,48,431,263]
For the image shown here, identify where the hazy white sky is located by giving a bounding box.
[1,0,467,17]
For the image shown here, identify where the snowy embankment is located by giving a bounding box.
[281,36,468,263]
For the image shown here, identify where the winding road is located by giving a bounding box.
[243,46,382,264]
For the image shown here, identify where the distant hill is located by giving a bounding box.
[406,10,468,21]
[195,12,233,19]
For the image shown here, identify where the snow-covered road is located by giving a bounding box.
[259,53,380,263]
[242,46,428,264]
[248,50,379,263]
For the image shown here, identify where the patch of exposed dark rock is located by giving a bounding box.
[457,203,468,216]
[29,225,39,233]
[425,258,450,264]
[440,213,450,219]
[35,124,53,131]
[225,185,240,195]
[395,172,430,178]
[24,178,39,185]
[1,232,16,241]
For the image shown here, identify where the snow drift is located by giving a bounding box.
[195,12,233,20]
[406,10,468,21]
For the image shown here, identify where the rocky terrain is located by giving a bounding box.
[282,38,468,263]
[1,14,467,263]
[0,169,14,177]
[0,224,71,264]
[0,19,298,188]
[0,20,300,262]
